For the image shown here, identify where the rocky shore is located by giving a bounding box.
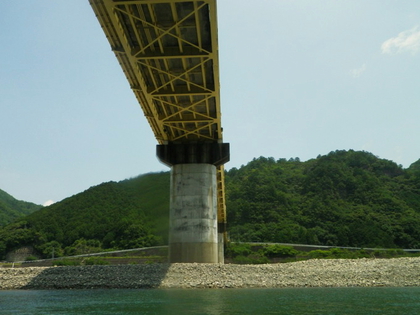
[1,257,420,290]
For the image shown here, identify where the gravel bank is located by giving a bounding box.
[1,257,420,290]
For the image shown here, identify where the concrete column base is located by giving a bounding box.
[170,243,218,263]
[169,164,218,263]
[218,233,224,264]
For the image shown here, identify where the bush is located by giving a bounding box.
[308,249,329,259]
[64,239,102,256]
[83,257,109,265]
[227,243,271,264]
[25,255,38,261]
[37,241,64,259]
[248,253,270,264]
[54,259,81,266]
[357,249,373,258]
[262,245,299,258]
[232,254,269,264]
[308,248,357,259]
[372,249,406,258]
[232,255,252,264]
[225,243,253,258]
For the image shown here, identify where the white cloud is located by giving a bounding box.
[381,26,420,55]
[350,63,366,78]
[43,200,55,207]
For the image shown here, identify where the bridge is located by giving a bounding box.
[89,0,229,263]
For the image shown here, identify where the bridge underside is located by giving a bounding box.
[90,0,228,263]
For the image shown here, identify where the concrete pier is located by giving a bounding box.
[157,142,229,263]
[169,164,218,263]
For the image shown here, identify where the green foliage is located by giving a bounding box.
[0,241,5,259]
[227,243,299,264]
[0,174,168,259]
[232,254,270,264]
[37,241,64,258]
[0,221,39,259]
[25,255,38,261]
[0,189,41,227]
[305,248,411,259]
[54,259,82,266]
[262,245,299,258]
[225,243,253,257]
[226,150,420,249]
[64,239,103,256]
[83,257,109,265]
[226,243,416,263]
[307,248,363,259]
[119,172,170,242]
[372,249,406,258]
[109,224,163,249]
[3,150,420,261]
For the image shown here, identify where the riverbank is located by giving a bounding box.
[1,257,420,290]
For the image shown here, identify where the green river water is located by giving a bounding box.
[1,287,419,314]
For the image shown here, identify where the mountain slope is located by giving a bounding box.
[24,172,169,251]
[2,150,420,260]
[226,150,420,248]
[0,189,42,226]
[118,172,170,240]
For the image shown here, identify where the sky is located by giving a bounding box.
[1,1,420,206]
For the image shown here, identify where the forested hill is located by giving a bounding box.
[0,189,42,227]
[2,150,420,260]
[0,172,170,259]
[226,150,420,248]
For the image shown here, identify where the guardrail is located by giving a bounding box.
[3,242,420,266]
[232,242,420,252]
[1,246,168,265]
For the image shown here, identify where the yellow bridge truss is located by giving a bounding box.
[89,0,227,233]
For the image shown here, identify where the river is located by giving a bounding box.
[1,287,420,314]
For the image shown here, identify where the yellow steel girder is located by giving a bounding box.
[89,0,227,231]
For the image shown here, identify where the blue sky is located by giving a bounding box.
[1,0,419,205]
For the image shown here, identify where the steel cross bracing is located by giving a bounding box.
[89,0,227,233]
